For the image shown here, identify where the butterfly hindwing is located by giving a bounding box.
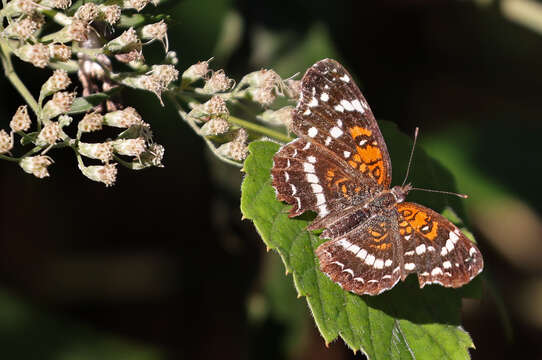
[396,202,483,288]
[315,212,401,295]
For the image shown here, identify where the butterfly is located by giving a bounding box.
[271,59,483,295]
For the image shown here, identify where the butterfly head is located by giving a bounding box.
[391,184,412,203]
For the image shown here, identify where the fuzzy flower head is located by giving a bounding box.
[19,155,53,178]
[257,106,294,128]
[48,44,72,62]
[78,142,114,163]
[112,138,146,157]
[150,65,178,88]
[75,2,99,22]
[2,0,38,16]
[123,0,152,11]
[41,69,71,97]
[285,79,302,99]
[189,95,228,122]
[217,129,249,161]
[98,5,121,25]
[0,130,12,154]
[78,112,103,133]
[37,121,61,145]
[182,60,211,85]
[40,0,72,9]
[141,20,168,47]
[10,105,32,132]
[200,118,229,136]
[79,163,117,186]
[42,91,75,119]
[4,13,44,40]
[16,43,49,68]
[106,27,140,53]
[103,107,143,128]
[202,70,234,94]
[67,19,90,42]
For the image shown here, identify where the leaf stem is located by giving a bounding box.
[227,114,293,143]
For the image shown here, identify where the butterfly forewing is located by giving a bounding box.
[293,59,392,188]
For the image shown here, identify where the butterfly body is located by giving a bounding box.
[271,59,483,295]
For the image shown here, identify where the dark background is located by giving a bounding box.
[1,0,541,359]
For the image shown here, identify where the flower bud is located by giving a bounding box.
[200,118,229,136]
[216,129,249,161]
[3,13,44,40]
[10,105,32,132]
[181,60,210,85]
[151,65,178,88]
[0,130,13,154]
[79,163,117,186]
[41,69,71,98]
[40,0,72,9]
[19,155,53,178]
[48,19,89,43]
[123,0,151,11]
[42,91,75,119]
[105,28,140,53]
[202,70,234,94]
[78,142,114,163]
[111,138,146,157]
[36,121,62,146]
[135,143,164,168]
[48,44,72,62]
[141,20,167,42]
[16,43,49,68]
[188,96,228,122]
[103,107,142,128]
[98,5,121,25]
[78,112,103,133]
[285,79,301,99]
[257,106,294,127]
[75,2,99,22]
[1,0,37,17]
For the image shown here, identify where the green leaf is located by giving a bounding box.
[240,121,480,359]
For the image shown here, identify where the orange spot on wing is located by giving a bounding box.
[424,221,438,241]
[353,154,361,162]
[341,184,347,194]
[357,145,382,163]
[350,126,372,139]
[370,243,391,250]
[359,163,367,172]
[348,160,358,168]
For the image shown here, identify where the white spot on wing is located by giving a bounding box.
[306,173,319,183]
[311,183,323,193]
[303,162,315,173]
[405,263,416,270]
[337,119,343,127]
[318,204,329,217]
[343,151,351,158]
[325,136,332,146]
[340,74,350,82]
[357,249,367,260]
[320,92,329,102]
[316,193,325,205]
[374,259,384,269]
[348,244,360,255]
[469,247,477,256]
[290,184,296,195]
[308,127,318,138]
[384,259,393,267]
[443,261,452,269]
[330,127,343,138]
[446,239,454,252]
[449,231,459,244]
[351,99,364,113]
[307,155,316,163]
[440,247,448,256]
[334,104,344,112]
[303,108,311,115]
[284,172,289,182]
[365,254,375,266]
[308,97,318,107]
[303,142,310,150]
[340,99,355,111]
[416,244,426,255]
[431,267,443,276]
[343,268,354,276]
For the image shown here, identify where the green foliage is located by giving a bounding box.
[241,121,482,359]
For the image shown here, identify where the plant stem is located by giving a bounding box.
[0,153,19,162]
[0,41,39,115]
[227,115,293,143]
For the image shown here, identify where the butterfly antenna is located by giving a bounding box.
[401,127,419,187]
[410,187,469,199]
